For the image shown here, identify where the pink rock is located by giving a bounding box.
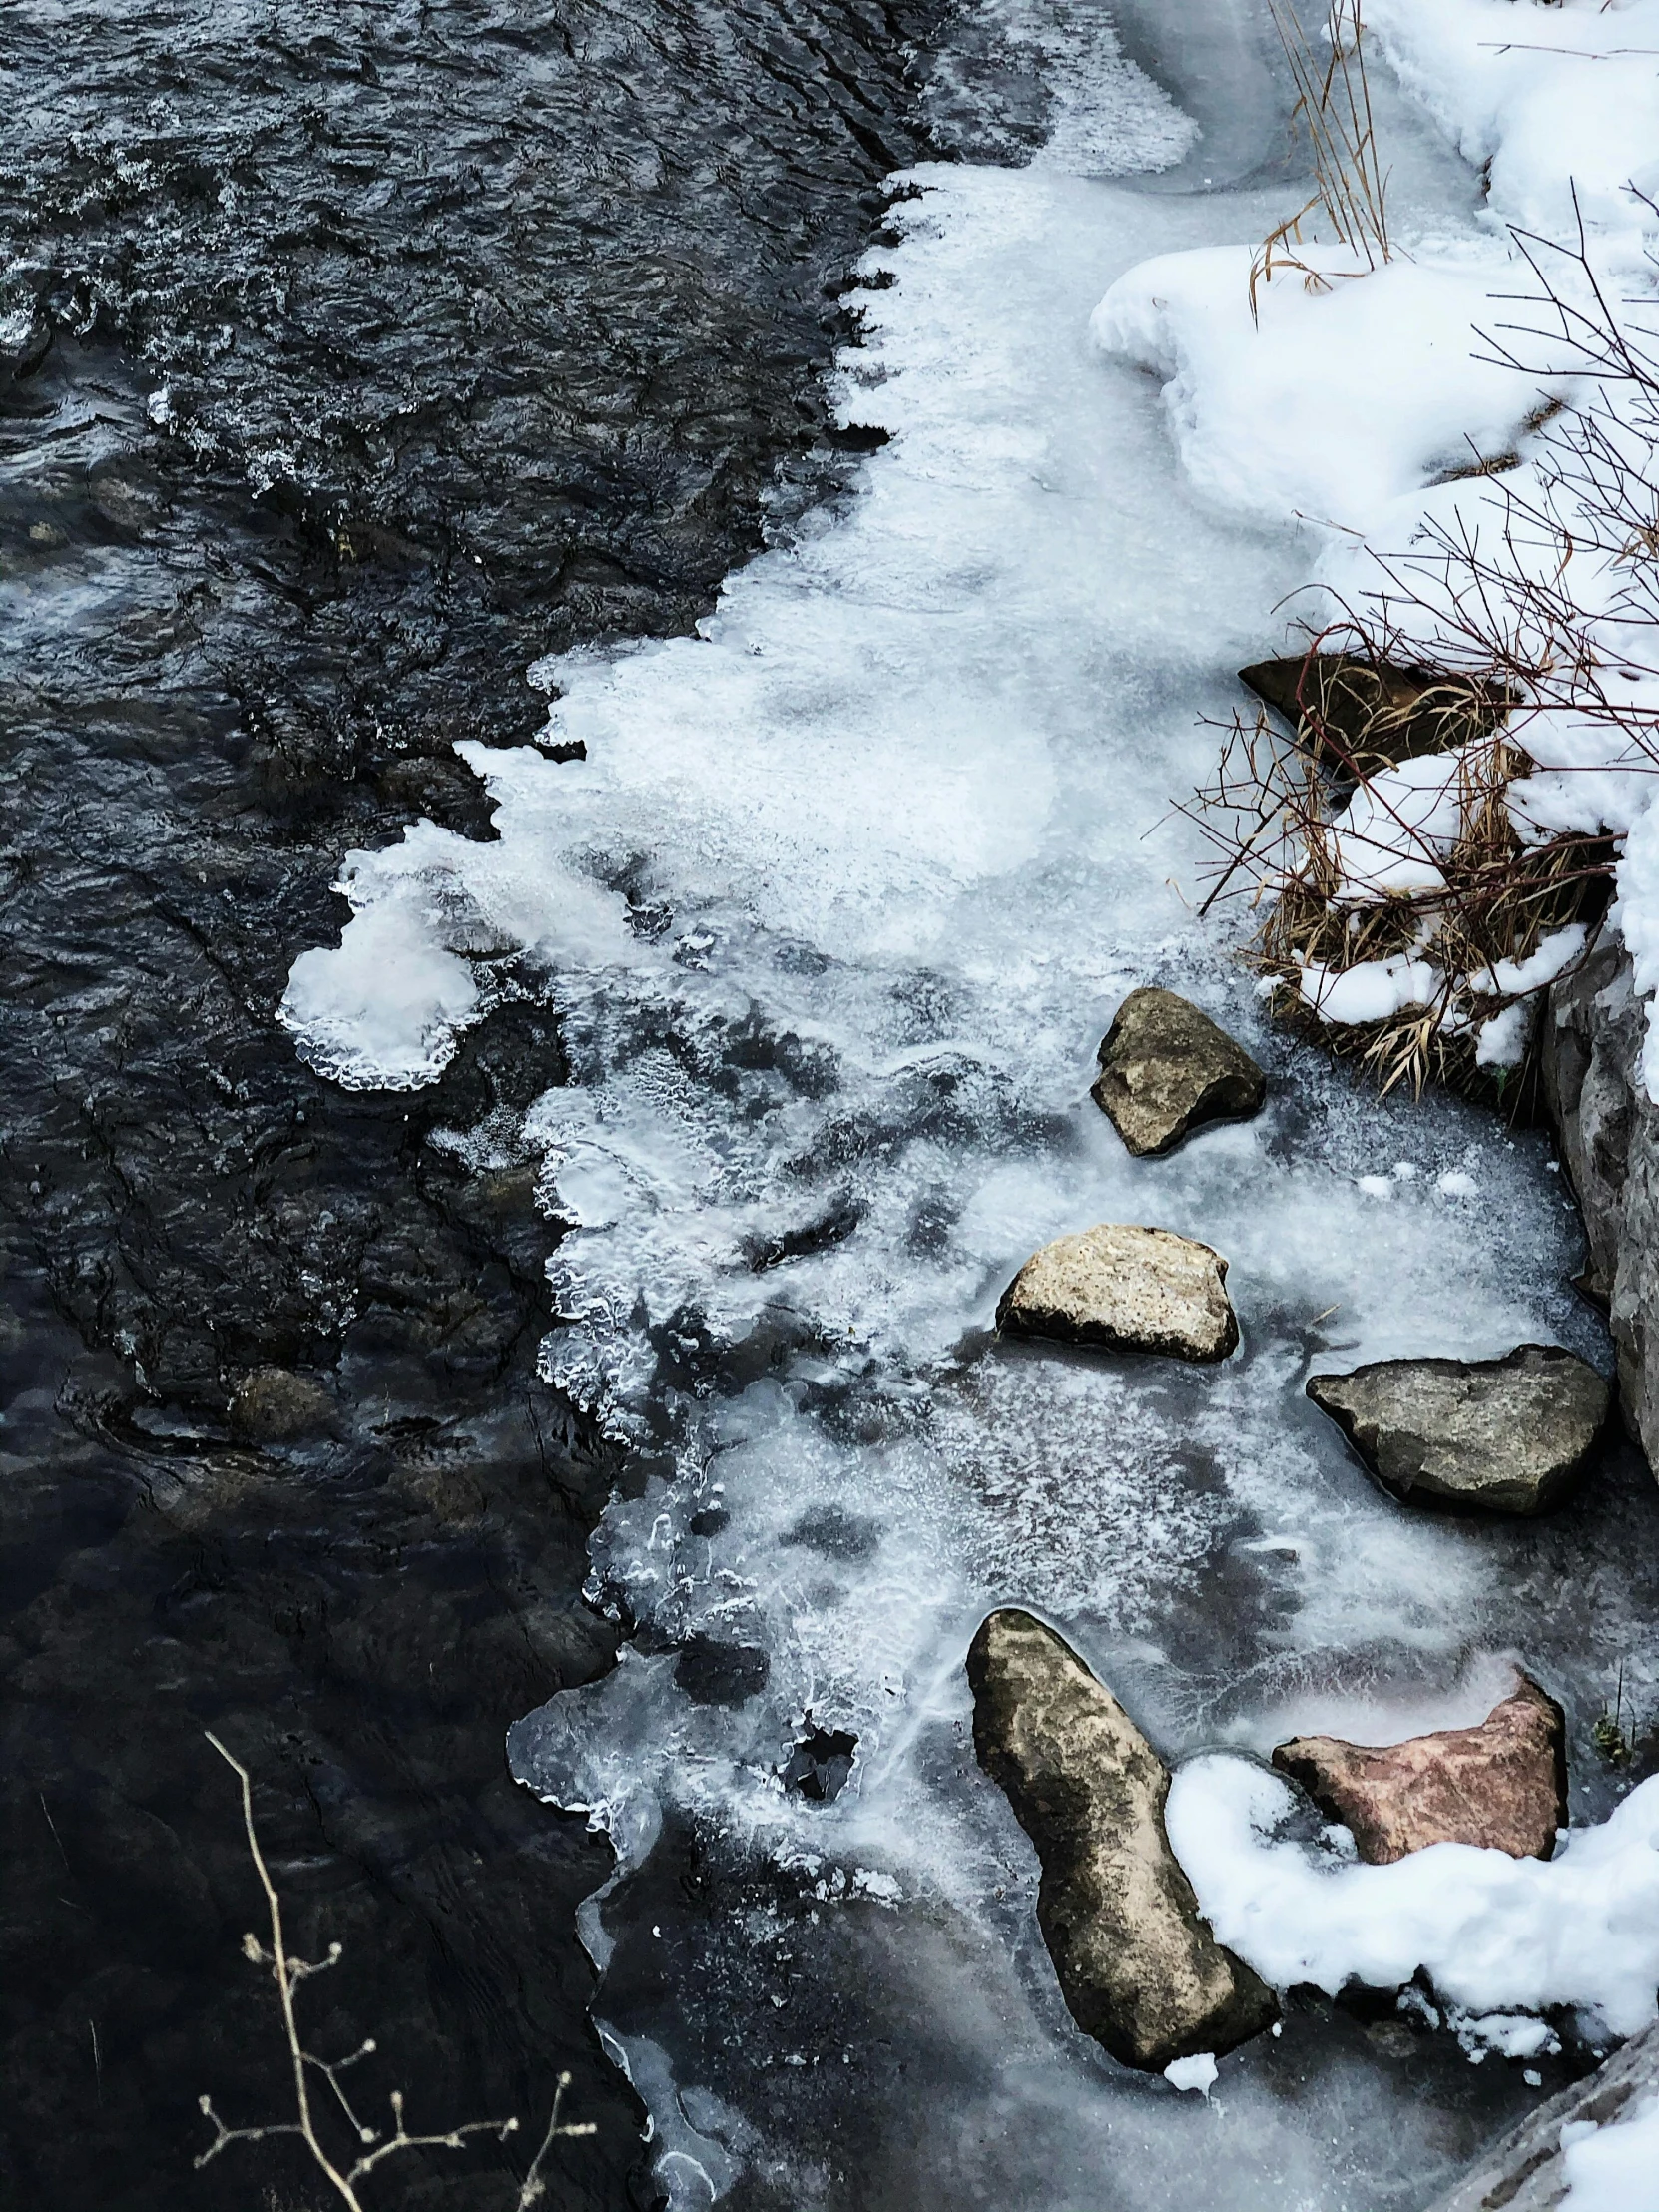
[1271,1674,1567,1865]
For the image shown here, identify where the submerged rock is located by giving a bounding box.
[1240,653,1506,782]
[229,1366,336,1444]
[1306,1346,1610,1514]
[1273,1673,1567,1864]
[968,1609,1276,2070]
[783,1723,858,1803]
[1092,988,1266,1157]
[997,1224,1238,1363]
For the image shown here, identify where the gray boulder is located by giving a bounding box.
[997,1224,1238,1364]
[1425,2017,1659,2212]
[968,1609,1276,2071]
[1543,934,1659,1479]
[1092,988,1266,1157]
[1307,1346,1610,1515]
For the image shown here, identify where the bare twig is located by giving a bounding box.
[519,2072,598,2209]
[197,1733,594,2208]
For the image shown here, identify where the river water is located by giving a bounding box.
[6,3,1659,2210]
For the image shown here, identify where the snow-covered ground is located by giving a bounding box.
[1098,0,1659,1079]
[278,2,1659,2204]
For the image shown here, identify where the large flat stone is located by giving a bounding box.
[997,1224,1239,1364]
[1092,987,1266,1157]
[1272,1673,1567,1864]
[1239,654,1506,782]
[968,1609,1277,2071]
[1307,1346,1610,1514]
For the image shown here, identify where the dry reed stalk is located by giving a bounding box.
[1251,0,1392,321]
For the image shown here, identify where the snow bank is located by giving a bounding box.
[1094,245,1545,535]
[1368,0,1659,257]
[1095,0,1659,1089]
[1168,1754,1659,2042]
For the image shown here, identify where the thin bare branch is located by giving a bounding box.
[196,1734,594,2207]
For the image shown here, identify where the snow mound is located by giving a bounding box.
[1168,1753,1659,2042]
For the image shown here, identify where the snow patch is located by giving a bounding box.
[1168,1754,1659,2041]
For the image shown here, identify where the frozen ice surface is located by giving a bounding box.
[283,6,1659,2206]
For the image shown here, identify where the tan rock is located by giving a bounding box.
[1272,1672,1567,1864]
[968,1608,1277,2070]
[996,1224,1238,1363]
[1092,988,1266,1157]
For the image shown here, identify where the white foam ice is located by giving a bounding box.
[279,6,1654,2205]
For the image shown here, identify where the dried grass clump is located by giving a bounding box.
[1251,0,1392,320]
[1188,642,1612,1099]
[1199,208,1659,1100]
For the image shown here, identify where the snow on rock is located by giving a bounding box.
[280,875,480,1092]
[1506,707,1659,846]
[1560,2093,1659,2212]
[1167,1753,1659,2041]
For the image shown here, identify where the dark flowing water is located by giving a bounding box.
[0,1,1024,2201]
